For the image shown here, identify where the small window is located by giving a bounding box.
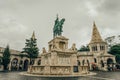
[100,45,105,50]
[73,66,79,72]
[92,46,97,51]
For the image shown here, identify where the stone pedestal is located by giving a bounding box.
[27,36,89,75]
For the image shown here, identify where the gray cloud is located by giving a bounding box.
[0,0,120,52]
[97,0,120,15]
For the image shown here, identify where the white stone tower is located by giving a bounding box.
[89,22,107,54]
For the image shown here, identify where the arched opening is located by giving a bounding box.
[101,60,104,67]
[82,60,85,66]
[107,58,113,65]
[94,58,97,63]
[92,58,98,70]
[23,59,29,71]
[107,58,113,71]
[37,60,41,65]
[87,60,90,69]
[0,58,2,65]
[11,58,18,71]
[0,57,2,69]
[77,60,80,66]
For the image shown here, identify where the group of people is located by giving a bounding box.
[107,64,120,71]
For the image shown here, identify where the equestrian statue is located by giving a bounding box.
[53,15,65,38]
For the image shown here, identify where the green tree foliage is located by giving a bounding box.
[2,45,11,70]
[109,44,120,63]
[22,33,39,65]
[78,45,90,52]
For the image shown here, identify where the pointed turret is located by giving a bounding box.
[31,31,36,40]
[90,22,104,44]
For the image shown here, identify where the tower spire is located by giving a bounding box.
[32,31,35,40]
[90,21,103,44]
[56,14,58,19]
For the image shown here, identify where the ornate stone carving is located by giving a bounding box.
[70,43,77,51]
[42,47,46,53]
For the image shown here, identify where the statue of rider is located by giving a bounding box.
[53,15,65,38]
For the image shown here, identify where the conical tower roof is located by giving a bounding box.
[89,22,104,44]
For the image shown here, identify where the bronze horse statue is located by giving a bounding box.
[53,17,65,38]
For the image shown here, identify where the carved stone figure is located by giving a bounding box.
[70,43,77,51]
[42,47,46,53]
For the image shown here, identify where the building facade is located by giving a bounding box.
[0,47,30,71]
[77,22,115,71]
[0,19,116,72]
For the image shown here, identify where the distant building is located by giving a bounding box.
[77,22,116,71]
[0,47,30,71]
[0,33,37,71]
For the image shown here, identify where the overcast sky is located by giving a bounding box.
[0,0,120,52]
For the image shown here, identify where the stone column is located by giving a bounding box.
[97,44,100,52]
[89,45,92,52]
[17,58,21,71]
[103,61,108,71]
[8,60,12,71]
[105,45,107,53]
[34,59,38,66]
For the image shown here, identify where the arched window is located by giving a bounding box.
[101,60,104,67]
[37,60,41,65]
[87,60,90,66]
[77,60,80,66]
[82,60,85,66]
[95,46,97,51]
[87,60,90,69]
[100,45,105,50]
[92,46,97,51]
[100,45,102,50]
[0,58,2,64]
[24,59,29,71]
[102,46,105,50]
[11,58,18,70]
[107,58,113,65]
[11,58,18,67]
[94,58,97,63]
